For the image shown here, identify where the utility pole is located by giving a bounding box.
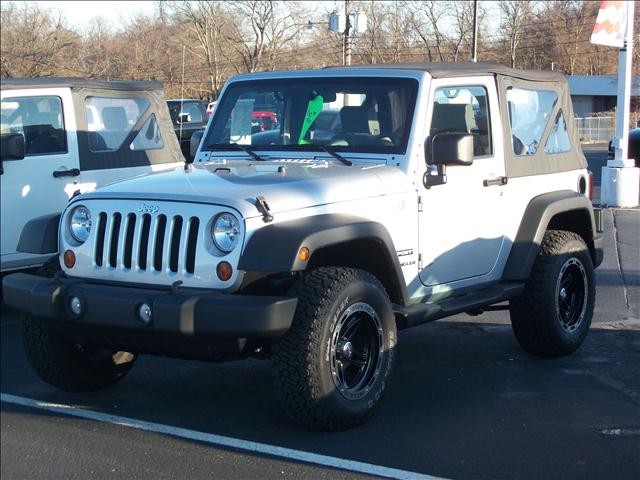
[343,0,352,66]
[471,0,478,62]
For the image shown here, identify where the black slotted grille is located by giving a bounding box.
[92,210,198,275]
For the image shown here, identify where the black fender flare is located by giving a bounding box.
[16,213,61,254]
[503,190,599,280]
[238,214,409,305]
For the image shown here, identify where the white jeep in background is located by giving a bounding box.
[0,78,183,273]
[3,63,603,430]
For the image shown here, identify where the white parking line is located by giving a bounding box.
[1,392,444,480]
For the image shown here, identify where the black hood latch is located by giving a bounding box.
[255,195,273,223]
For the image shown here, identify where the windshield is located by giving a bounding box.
[204,77,418,155]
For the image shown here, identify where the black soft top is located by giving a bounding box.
[329,62,566,82]
[1,77,163,91]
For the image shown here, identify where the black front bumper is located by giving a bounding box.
[2,273,298,339]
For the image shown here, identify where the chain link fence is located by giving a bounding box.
[574,116,615,143]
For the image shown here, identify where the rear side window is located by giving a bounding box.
[181,102,204,123]
[168,101,204,124]
[0,96,67,156]
[85,97,150,152]
[544,110,571,154]
[130,114,164,151]
[431,85,492,157]
[507,88,557,156]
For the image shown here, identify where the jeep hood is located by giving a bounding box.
[75,160,410,218]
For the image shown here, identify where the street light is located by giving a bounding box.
[328,6,367,66]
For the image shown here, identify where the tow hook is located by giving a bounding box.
[255,195,273,223]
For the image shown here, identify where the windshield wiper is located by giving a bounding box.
[319,145,352,166]
[226,143,266,162]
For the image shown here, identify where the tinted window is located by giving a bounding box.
[431,85,492,156]
[544,110,571,154]
[205,77,418,155]
[167,101,204,124]
[507,87,557,156]
[1,96,66,156]
[85,97,150,152]
[182,102,204,123]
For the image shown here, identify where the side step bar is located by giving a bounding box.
[394,282,525,330]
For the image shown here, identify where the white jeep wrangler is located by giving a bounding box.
[0,78,183,273]
[3,63,603,430]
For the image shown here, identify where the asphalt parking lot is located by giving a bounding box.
[1,149,638,480]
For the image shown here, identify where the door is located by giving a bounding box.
[418,77,508,288]
[1,88,80,270]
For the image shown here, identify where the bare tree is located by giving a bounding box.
[0,2,79,78]
[404,1,449,62]
[168,1,233,97]
[498,0,536,68]
[225,1,303,73]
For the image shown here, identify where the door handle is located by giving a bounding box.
[53,168,80,178]
[483,176,508,187]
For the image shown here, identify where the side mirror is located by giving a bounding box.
[177,113,191,124]
[423,132,473,189]
[1,133,25,161]
[189,130,204,161]
[428,132,474,166]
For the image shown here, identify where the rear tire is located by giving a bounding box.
[23,315,137,391]
[510,230,595,357]
[272,267,397,430]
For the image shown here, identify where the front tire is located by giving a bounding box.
[23,316,137,391]
[510,230,595,357]
[272,267,397,430]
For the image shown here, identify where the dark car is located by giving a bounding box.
[608,128,640,167]
[167,99,208,158]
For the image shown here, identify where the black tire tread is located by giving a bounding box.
[23,316,136,392]
[510,229,594,357]
[272,267,392,430]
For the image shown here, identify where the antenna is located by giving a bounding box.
[179,45,186,152]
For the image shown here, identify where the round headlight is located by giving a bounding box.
[69,206,92,243]
[212,213,240,253]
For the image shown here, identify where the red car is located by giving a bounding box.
[251,111,278,132]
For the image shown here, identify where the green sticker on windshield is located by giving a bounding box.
[298,94,324,144]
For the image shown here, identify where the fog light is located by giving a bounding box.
[217,261,233,281]
[138,303,152,324]
[69,296,82,316]
[63,250,75,268]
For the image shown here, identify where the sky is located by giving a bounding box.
[33,1,158,29]
[32,0,502,35]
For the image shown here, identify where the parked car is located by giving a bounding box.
[608,128,640,166]
[167,99,208,158]
[0,78,183,273]
[251,110,278,133]
[4,63,603,431]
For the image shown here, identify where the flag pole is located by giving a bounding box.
[600,1,639,207]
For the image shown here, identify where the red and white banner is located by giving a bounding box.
[590,0,629,48]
